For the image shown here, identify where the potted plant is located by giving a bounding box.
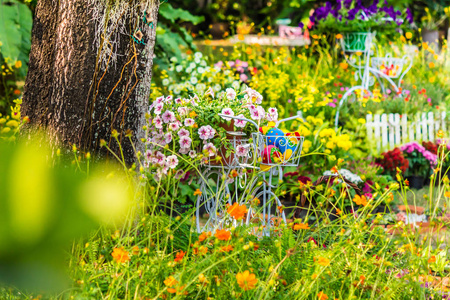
[145,86,278,178]
[307,0,412,52]
[420,5,448,50]
[400,142,437,189]
[376,147,409,179]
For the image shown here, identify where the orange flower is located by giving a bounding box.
[404,179,409,186]
[227,203,248,220]
[445,191,450,198]
[236,270,258,291]
[111,247,130,263]
[428,256,436,264]
[193,245,208,256]
[336,33,343,39]
[336,208,342,215]
[353,195,368,206]
[331,166,338,174]
[199,231,211,242]
[220,245,234,252]
[293,222,310,230]
[13,89,21,95]
[164,276,178,287]
[215,229,231,241]
[317,291,329,300]
[174,250,185,262]
[315,257,330,266]
[194,189,202,196]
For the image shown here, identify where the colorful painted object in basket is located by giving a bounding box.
[261,145,282,171]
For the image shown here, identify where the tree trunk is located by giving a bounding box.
[22,0,160,163]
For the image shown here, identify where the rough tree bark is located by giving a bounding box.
[22,0,160,163]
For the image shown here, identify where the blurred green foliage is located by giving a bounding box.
[0,135,133,293]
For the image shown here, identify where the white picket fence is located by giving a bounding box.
[366,111,447,152]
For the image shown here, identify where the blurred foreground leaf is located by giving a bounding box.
[0,136,133,293]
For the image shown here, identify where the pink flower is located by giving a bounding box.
[165,95,173,103]
[166,155,178,169]
[164,133,172,144]
[145,150,153,161]
[240,73,248,82]
[235,145,249,157]
[154,103,164,115]
[226,88,236,100]
[234,114,247,128]
[175,97,182,104]
[177,107,188,116]
[250,108,261,120]
[266,107,278,121]
[178,128,190,137]
[184,118,195,127]
[203,142,217,157]
[179,136,192,148]
[205,87,215,98]
[221,108,235,121]
[162,111,175,123]
[169,122,180,131]
[198,126,210,140]
[206,125,216,139]
[154,151,166,165]
[155,96,165,104]
[179,147,190,155]
[153,116,163,129]
[189,150,197,158]
[214,61,224,68]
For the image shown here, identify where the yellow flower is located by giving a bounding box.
[353,195,368,206]
[164,276,178,287]
[236,270,258,291]
[227,202,248,220]
[111,247,130,263]
[405,32,412,39]
[293,222,310,230]
[429,62,435,68]
[194,189,202,196]
[316,257,330,266]
[317,291,329,300]
[6,120,19,127]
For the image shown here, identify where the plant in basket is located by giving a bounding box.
[399,142,437,189]
[144,86,279,179]
[308,0,412,48]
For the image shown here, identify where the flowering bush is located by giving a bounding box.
[309,0,412,35]
[400,142,437,177]
[376,147,409,177]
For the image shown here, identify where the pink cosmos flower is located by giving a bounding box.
[184,118,195,127]
[240,73,248,82]
[162,111,175,123]
[234,114,247,128]
[226,88,236,100]
[203,142,217,157]
[235,145,249,157]
[178,128,190,137]
[166,155,179,169]
[179,136,192,148]
[221,108,235,121]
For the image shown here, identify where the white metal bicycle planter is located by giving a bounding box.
[195,114,304,237]
[335,32,413,129]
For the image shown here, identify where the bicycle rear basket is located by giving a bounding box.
[252,132,304,168]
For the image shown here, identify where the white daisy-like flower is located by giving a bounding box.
[162,78,170,86]
[190,76,198,85]
[175,65,183,72]
[194,52,203,59]
[232,81,240,90]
